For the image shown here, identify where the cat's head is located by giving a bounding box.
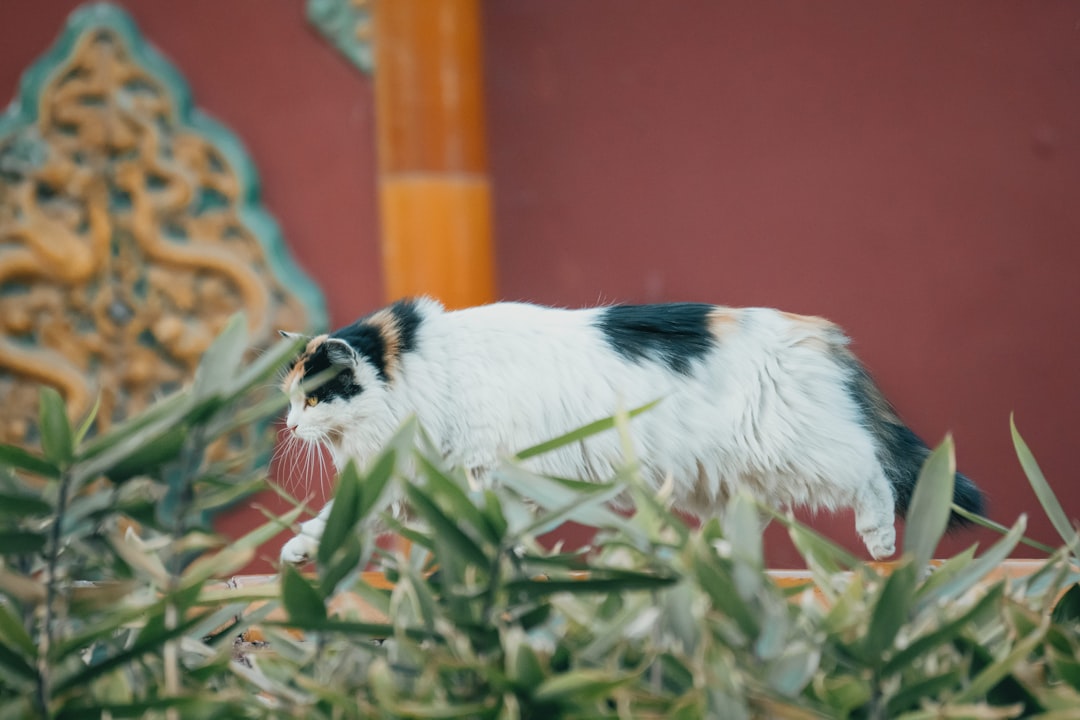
[279,299,431,450]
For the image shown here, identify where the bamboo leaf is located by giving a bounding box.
[916,515,1026,611]
[533,668,638,703]
[357,447,397,521]
[1012,415,1077,549]
[767,643,820,697]
[514,400,660,460]
[192,312,248,400]
[0,531,47,556]
[38,386,73,467]
[52,614,206,695]
[884,582,1004,676]
[0,445,59,479]
[1048,645,1080,691]
[0,641,37,684]
[0,602,35,657]
[416,454,500,546]
[317,460,362,567]
[73,392,102,446]
[1052,583,1080,625]
[505,572,678,599]
[885,668,966,716]
[903,436,956,575]
[952,619,1048,705]
[0,492,52,517]
[281,565,327,622]
[403,482,490,570]
[862,561,918,663]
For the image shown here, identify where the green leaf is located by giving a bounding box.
[403,482,490,569]
[495,464,634,535]
[952,621,1048,706]
[916,515,1026,612]
[862,561,918,663]
[884,583,1005,676]
[1012,415,1077,549]
[1048,645,1080,690]
[73,392,101,446]
[102,425,187,482]
[417,454,500,546]
[0,491,52,517]
[317,460,363,566]
[319,532,363,598]
[813,675,872,716]
[0,640,37,685]
[949,504,1055,554]
[767,643,820,697]
[52,613,205,695]
[769,507,861,574]
[281,565,327,622]
[917,543,978,599]
[191,312,248,400]
[514,400,660,460]
[77,391,188,462]
[1052,583,1080,625]
[215,333,306,404]
[0,602,35,657]
[38,386,73,467]
[903,436,956,575]
[0,445,59,478]
[0,531,46,555]
[357,448,396,522]
[885,668,966,715]
[692,546,760,638]
[533,668,637,704]
[506,571,678,600]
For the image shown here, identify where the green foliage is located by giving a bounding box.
[1,316,1079,718]
[0,314,303,718]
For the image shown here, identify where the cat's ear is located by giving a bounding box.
[279,330,307,341]
[324,338,357,366]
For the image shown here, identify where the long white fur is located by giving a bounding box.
[280,299,896,563]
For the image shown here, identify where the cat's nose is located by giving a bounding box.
[285,421,298,433]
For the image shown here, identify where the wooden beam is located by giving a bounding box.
[373,0,495,308]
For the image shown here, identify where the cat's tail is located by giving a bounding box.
[841,350,986,527]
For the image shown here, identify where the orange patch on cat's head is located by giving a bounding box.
[282,334,328,391]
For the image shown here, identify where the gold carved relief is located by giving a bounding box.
[0,5,326,449]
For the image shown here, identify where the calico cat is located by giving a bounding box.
[278,298,984,564]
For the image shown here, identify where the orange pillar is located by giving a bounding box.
[373,0,496,308]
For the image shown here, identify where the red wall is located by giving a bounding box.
[2,2,1078,568]
[483,1,1080,563]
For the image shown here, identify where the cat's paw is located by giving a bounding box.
[860,526,896,560]
[280,534,319,565]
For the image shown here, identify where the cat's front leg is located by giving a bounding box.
[280,501,334,565]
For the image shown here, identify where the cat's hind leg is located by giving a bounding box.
[854,474,896,560]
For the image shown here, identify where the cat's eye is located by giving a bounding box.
[305,396,318,408]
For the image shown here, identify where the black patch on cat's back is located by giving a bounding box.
[387,298,422,354]
[596,303,716,375]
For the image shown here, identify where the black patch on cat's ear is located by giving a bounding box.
[325,338,357,366]
[387,299,423,355]
[596,303,715,375]
[301,341,363,403]
[331,322,389,381]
